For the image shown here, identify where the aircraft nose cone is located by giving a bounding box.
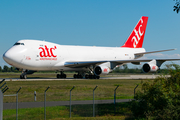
[3,50,14,65]
[3,46,27,66]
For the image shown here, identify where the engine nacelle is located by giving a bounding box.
[142,63,159,73]
[94,66,111,76]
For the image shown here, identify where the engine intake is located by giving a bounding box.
[142,63,158,73]
[94,66,110,76]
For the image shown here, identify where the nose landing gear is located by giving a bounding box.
[20,74,27,79]
[20,70,27,79]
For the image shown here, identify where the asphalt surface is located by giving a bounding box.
[3,99,132,110]
[3,75,169,81]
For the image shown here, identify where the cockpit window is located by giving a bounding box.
[14,42,25,46]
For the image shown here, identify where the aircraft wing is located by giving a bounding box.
[64,58,180,68]
[64,61,107,68]
[135,49,176,55]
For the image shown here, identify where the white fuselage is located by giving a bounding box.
[3,40,146,71]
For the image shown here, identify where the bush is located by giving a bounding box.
[130,64,180,120]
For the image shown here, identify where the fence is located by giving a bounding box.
[0,79,8,120]
[1,78,139,119]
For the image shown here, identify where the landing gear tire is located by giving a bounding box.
[57,73,66,78]
[73,74,83,79]
[85,74,89,79]
[57,74,60,78]
[96,76,100,79]
[78,74,83,79]
[20,75,27,79]
[73,74,77,79]
[84,74,100,79]
[20,75,23,79]
[93,75,96,79]
[63,74,66,78]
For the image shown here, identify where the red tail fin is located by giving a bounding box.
[121,16,148,48]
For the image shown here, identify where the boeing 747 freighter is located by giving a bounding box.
[3,16,180,79]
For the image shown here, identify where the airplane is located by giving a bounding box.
[3,16,180,79]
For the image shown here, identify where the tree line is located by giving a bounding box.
[0,64,170,74]
[112,64,169,74]
[0,65,19,72]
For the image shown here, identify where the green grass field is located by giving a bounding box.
[3,103,132,120]
[1,73,152,119]
[2,79,146,103]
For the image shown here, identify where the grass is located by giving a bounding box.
[3,102,133,120]
[1,79,150,103]
[0,72,57,79]
[1,73,153,119]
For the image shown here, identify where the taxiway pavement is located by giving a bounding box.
[2,75,170,81]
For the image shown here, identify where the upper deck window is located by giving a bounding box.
[14,42,25,46]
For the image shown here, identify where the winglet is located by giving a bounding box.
[121,16,148,48]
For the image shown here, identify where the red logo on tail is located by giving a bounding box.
[121,16,148,48]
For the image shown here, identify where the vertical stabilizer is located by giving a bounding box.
[121,16,148,48]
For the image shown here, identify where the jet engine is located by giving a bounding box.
[142,63,158,73]
[94,65,111,76]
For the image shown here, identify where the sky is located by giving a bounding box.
[0,0,180,69]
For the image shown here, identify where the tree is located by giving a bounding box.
[130,64,180,119]
[123,64,128,73]
[123,64,128,69]
[0,66,2,72]
[174,0,180,13]
[10,66,18,72]
[3,65,10,72]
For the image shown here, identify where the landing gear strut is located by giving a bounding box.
[57,71,66,78]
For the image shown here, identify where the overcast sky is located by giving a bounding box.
[0,0,180,68]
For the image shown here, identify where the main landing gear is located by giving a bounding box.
[57,71,66,78]
[56,71,100,79]
[73,67,100,79]
[85,74,100,79]
[73,73,100,79]
[73,74,83,79]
